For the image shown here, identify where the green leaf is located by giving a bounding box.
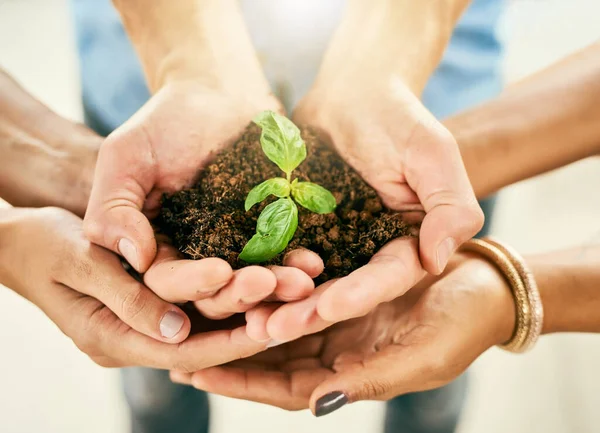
[291,181,337,214]
[253,110,307,175]
[245,178,291,211]
[239,198,298,263]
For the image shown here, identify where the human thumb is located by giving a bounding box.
[83,133,157,273]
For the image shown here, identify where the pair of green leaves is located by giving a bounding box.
[244,178,336,215]
[239,111,337,263]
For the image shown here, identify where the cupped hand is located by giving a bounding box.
[83,81,281,273]
[288,73,483,327]
[0,206,285,371]
[171,252,515,415]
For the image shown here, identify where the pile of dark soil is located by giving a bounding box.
[156,125,412,282]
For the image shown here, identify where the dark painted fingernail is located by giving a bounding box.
[315,391,348,417]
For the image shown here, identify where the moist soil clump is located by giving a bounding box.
[156,124,412,283]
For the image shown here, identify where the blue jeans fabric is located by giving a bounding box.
[74,0,504,431]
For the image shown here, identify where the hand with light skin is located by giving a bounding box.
[241,35,600,347]
[84,0,283,274]
[285,0,484,328]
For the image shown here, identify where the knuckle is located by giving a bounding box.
[119,287,149,322]
[72,327,100,356]
[423,351,453,376]
[82,217,104,243]
[358,378,391,400]
[170,359,199,375]
[469,203,485,233]
[456,201,485,239]
[90,356,119,368]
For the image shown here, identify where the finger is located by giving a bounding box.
[188,365,330,410]
[245,304,279,342]
[404,122,484,274]
[43,279,269,371]
[112,325,270,371]
[84,130,157,272]
[194,266,276,320]
[283,249,324,278]
[309,340,448,417]
[316,237,425,323]
[265,281,336,342]
[170,370,193,385]
[144,242,233,302]
[59,245,191,343]
[267,265,315,302]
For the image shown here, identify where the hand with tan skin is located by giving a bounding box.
[0,71,99,218]
[171,42,600,414]
[0,69,320,369]
[84,0,282,275]
[173,243,600,416]
[171,250,515,414]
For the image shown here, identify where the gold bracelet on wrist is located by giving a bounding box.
[460,238,534,353]
[485,237,544,352]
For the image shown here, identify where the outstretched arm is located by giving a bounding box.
[0,69,99,216]
[449,42,600,198]
[111,0,270,96]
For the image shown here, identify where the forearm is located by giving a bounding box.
[447,42,600,199]
[318,0,471,93]
[525,244,600,334]
[0,69,98,216]
[112,0,270,96]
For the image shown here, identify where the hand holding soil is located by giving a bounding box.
[83,81,282,273]
[0,206,283,371]
[172,251,516,414]
[156,112,419,343]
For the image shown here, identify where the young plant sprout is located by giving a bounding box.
[239,110,337,263]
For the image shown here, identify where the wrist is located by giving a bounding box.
[321,0,460,94]
[114,0,270,96]
[468,254,517,346]
[444,113,502,199]
[0,121,99,217]
[0,207,28,289]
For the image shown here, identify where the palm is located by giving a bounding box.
[177,256,512,410]
[112,82,282,215]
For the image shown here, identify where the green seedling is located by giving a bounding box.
[239,110,337,263]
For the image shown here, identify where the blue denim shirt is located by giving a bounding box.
[70,0,504,131]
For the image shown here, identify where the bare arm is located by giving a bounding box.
[111,0,270,97]
[0,69,99,217]
[447,42,600,199]
[314,0,472,94]
[527,245,600,334]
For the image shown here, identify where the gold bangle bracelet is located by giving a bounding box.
[485,237,544,352]
[460,238,531,353]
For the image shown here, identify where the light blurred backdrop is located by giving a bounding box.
[1,0,599,432]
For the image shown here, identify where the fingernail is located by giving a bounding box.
[266,340,284,348]
[436,237,456,273]
[160,311,185,339]
[315,391,348,417]
[118,238,139,271]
